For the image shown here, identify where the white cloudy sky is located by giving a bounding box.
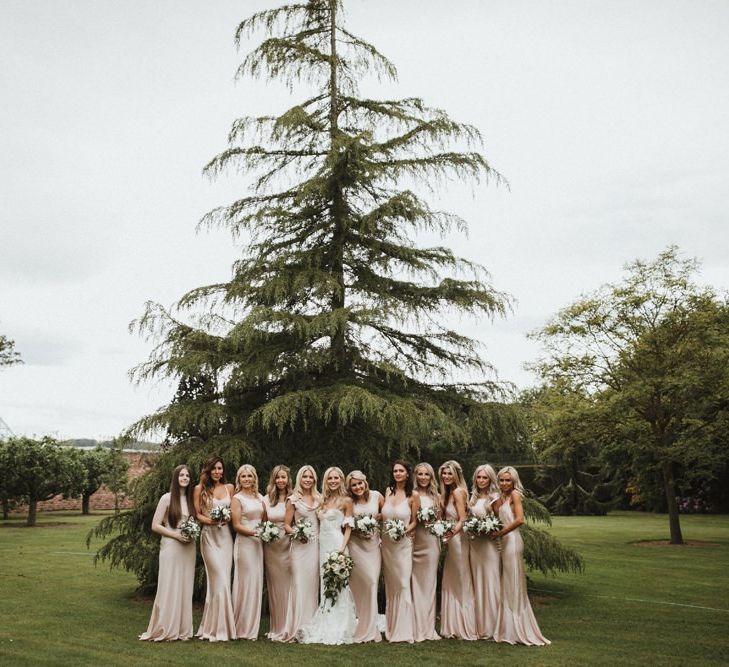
[1,0,728,440]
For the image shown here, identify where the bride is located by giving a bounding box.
[297,466,358,644]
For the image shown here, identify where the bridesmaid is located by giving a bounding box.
[492,466,550,646]
[280,464,321,642]
[411,462,441,641]
[194,455,236,641]
[346,469,384,643]
[231,464,265,640]
[262,464,292,641]
[139,464,196,641]
[469,463,501,640]
[439,460,477,640]
[381,460,418,643]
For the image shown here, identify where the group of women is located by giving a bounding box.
[139,456,550,647]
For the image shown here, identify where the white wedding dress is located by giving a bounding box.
[297,508,358,644]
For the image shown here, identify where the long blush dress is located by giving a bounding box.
[349,491,383,643]
[196,490,236,641]
[139,493,196,641]
[380,494,415,643]
[494,497,550,645]
[469,495,501,640]
[411,493,440,641]
[262,495,291,641]
[232,492,265,640]
[280,497,320,642]
[440,500,478,640]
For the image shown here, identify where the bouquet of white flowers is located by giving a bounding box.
[255,520,281,543]
[383,518,407,541]
[209,505,231,523]
[462,514,503,538]
[427,518,455,542]
[321,551,355,606]
[290,518,314,543]
[179,516,201,540]
[416,506,437,524]
[352,514,379,538]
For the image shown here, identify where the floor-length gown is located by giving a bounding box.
[232,493,264,640]
[298,508,357,644]
[263,495,291,641]
[349,491,383,643]
[139,493,195,641]
[411,494,441,641]
[440,501,478,640]
[494,498,550,645]
[196,490,236,641]
[381,494,416,643]
[469,495,501,640]
[280,498,320,642]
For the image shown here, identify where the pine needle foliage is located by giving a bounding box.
[129,0,510,469]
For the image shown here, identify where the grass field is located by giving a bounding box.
[1,511,728,666]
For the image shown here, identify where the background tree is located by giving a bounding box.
[0,331,22,368]
[530,247,729,543]
[104,441,130,513]
[1,436,85,526]
[71,445,123,515]
[93,0,582,591]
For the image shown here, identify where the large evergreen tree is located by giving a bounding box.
[93,1,583,591]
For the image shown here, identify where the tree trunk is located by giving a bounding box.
[662,460,683,544]
[2,498,9,520]
[82,494,90,515]
[27,497,37,527]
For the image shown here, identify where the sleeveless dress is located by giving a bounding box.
[349,491,382,643]
[139,493,196,641]
[411,494,441,641]
[280,497,320,642]
[494,497,550,645]
[262,495,291,641]
[197,489,236,641]
[232,492,265,640]
[381,494,416,643]
[469,495,501,640]
[298,507,358,644]
[440,500,478,639]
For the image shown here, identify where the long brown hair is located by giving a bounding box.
[168,464,195,529]
[199,454,226,510]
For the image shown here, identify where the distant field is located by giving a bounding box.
[1,511,727,666]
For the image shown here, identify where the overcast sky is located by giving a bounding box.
[1,0,728,440]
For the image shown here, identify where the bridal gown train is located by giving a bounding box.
[297,508,357,644]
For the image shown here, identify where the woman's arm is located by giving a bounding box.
[283,497,295,535]
[406,490,419,536]
[339,497,353,551]
[376,491,385,520]
[193,485,214,526]
[231,496,256,537]
[151,494,187,542]
[451,488,468,536]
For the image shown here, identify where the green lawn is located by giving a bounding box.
[1,511,728,666]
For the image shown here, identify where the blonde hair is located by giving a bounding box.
[438,459,468,508]
[266,464,292,506]
[497,466,525,495]
[346,469,370,504]
[414,462,440,502]
[321,466,348,505]
[470,464,498,505]
[235,464,259,494]
[291,465,322,503]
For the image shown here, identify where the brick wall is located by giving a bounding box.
[17,451,157,512]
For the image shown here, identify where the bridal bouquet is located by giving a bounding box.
[290,518,314,543]
[321,551,354,606]
[383,518,406,541]
[428,518,455,542]
[255,520,281,543]
[352,514,379,538]
[416,506,437,524]
[179,516,201,540]
[209,505,231,523]
[463,514,503,538]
